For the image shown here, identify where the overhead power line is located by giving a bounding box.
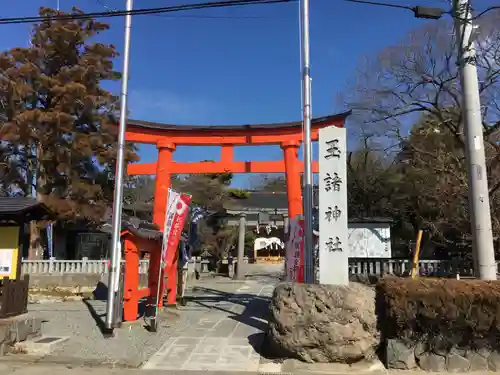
[343,0,500,20]
[95,0,289,19]
[344,0,413,11]
[474,5,500,19]
[0,0,296,25]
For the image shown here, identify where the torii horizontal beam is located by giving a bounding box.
[124,112,350,145]
[127,160,320,175]
[125,129,324,145]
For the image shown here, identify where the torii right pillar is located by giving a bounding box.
[281,140,303,219]
[151,140,177,307]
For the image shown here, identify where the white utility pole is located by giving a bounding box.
[105,0,134,331]
[300,0,315,283]
[453,0,497,280]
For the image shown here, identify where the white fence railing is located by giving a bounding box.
[347,258,477,277]
[21,257,481,277]
[21,259,148,275]
[21,257,213,275]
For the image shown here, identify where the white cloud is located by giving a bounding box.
[128,89,218,124]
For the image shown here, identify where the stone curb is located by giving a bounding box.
[1,357,498,375]
[0,355,387,374]
[279,359,388,375]
[0,354,143,369]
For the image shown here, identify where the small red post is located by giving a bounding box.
[123,236,139,321]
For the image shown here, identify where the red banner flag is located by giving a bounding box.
[164,193,191,273]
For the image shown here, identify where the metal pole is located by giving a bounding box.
[453,0,497,280]
[300,0,314,284]
[105,0,134,330]
[236,213,246,280]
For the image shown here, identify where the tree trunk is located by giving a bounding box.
[28,145,44,260]
[29,221,43,260]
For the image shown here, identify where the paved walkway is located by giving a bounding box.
[142,266,277,372]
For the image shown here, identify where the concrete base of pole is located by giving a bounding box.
[233,262,245,280]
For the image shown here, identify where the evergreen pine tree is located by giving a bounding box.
[0,7,137,258]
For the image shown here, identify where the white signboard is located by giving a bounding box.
[0,249,13,276]
[348,224,392,258]
[318,126,349,285]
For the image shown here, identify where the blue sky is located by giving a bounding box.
[1,0,495,187]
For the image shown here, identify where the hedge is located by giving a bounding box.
[376,277,500,351]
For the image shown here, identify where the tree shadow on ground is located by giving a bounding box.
[247,331,287,361]
[82,298,107,335]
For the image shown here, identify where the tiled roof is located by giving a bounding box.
[0,197,52,220]
[127,112,351,132]
[99,213,163,241]
[225,192,289,210]
[226,190,321,210]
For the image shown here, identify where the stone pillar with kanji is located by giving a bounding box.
[318,126,349,285]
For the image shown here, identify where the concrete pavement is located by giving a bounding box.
[142,279,275,372]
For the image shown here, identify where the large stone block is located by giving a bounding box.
[446,351,470,372]
[488,351,500,371]
[385,339,416,370]
[417,352,446,372]
[11,316,42,342]
[0,315,42,356]
[267,282,379,363]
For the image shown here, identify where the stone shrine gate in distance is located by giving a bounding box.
[124,111,350,304]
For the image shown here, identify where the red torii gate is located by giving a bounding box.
[125,111,349,305]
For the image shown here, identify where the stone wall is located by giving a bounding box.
[28,274,148,292]
[378,277,500,372]
[385,338,500,372]
[28,271,198,293]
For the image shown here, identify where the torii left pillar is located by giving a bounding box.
[151,140,177,306]
[281,140,303,220]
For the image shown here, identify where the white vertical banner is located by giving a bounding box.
[46,222,53,258]
[318,126,349,285]
[162,188,181,263]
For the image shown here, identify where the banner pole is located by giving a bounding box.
[150,188,174,332]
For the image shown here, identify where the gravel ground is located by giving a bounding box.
[17,263,283,368]
[25,300,185,367]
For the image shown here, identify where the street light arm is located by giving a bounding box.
[413,6,446,20]
[344,0,500,21]
[344,0,446,19]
